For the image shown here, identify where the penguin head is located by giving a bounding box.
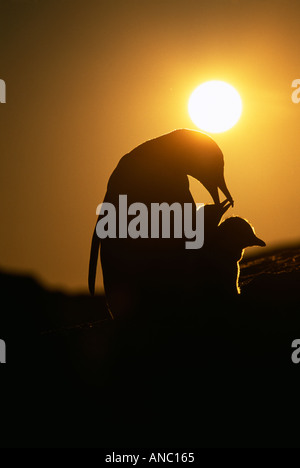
[217,216,266,257]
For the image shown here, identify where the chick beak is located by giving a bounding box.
[253,237,266,247]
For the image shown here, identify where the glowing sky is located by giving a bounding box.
[0,0,300,291]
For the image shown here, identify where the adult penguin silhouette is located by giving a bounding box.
[89,129,234,319]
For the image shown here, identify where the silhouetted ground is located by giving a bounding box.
[0,244,300,447]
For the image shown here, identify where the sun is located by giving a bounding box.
[188,81,242,133]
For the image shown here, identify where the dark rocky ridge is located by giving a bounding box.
[0,244,299,447]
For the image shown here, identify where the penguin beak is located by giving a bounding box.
[252,237,266,247]
[218,175,234,207]
[247,234,266,247]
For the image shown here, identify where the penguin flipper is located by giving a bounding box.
[88,227,100,295]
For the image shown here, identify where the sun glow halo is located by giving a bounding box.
[188,81,242,133]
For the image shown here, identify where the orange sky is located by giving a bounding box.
[0,0,300,292]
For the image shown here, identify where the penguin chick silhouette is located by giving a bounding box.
[89,129,234,304]
[211,217,266,296]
